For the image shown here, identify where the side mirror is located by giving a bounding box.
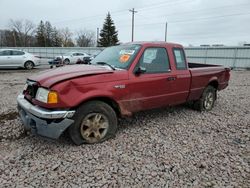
[135,66,146,75]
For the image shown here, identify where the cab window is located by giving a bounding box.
[138,47,170,73]
[173,48,187,70]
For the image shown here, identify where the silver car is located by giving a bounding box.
[58,52,90,64]
[0,49,40,69]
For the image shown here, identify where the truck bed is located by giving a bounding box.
[187,62,230,101]
[188,62,220,68]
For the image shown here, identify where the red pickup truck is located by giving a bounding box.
[17,42,230,145]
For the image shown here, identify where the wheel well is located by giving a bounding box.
[25,60,34,65]
[208,80,218,89]
[80,97,121,117]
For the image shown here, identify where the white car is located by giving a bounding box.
[0,49,40,69]
[60,52,90,64]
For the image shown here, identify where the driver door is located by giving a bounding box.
[127,47,176,112]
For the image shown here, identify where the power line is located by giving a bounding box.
[118,12,250,28]
[52,0,192,25]
[135,2,250,22]
[52,9,128,25]
[136,0,192,11]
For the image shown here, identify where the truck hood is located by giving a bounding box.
[29,65,114,88]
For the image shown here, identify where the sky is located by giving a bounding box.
[0,0,249,46]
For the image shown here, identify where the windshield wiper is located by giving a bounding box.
[95,62,116,70]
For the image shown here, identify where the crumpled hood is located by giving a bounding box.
[29,65,114,88]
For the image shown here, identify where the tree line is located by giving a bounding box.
[0,13,119,48]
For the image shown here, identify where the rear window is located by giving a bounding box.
[12,51,25,55]
[173,48,187,70]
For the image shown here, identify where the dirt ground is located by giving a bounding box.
[0,68,249,187]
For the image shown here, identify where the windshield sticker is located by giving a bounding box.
[119,54,131,63]
[119,50,135,55]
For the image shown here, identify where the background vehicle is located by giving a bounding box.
[48,57,64,68]
[0,49,40,69]
[76,56,92,64]
[17,42,230,145]
[58,52,90,64]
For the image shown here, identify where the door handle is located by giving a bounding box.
[167,77,176,81]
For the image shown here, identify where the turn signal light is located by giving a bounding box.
[48,91,58,104]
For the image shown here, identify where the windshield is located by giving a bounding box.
[91,44,141,69]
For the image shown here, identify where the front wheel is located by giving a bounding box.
[193,85,217,111]
[69,101,118,145]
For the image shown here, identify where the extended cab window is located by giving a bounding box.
[173,48,187,70]
[138,47,170,73]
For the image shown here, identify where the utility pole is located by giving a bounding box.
[96,27,99,47]
[129,8,137,42]
[165,21,168,42]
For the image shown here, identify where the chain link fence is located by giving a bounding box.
[1,46,249,68]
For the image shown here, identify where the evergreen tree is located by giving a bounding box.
[98,12,119,47]
[45,21,53,47]
[51,27,62,47]
[36,21,46,47]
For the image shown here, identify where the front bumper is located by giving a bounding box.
[17,94,75,139]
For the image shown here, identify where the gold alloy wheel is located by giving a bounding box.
[80,113,109,143]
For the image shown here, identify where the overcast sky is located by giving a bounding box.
[0,0,249,46]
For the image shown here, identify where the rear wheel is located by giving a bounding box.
[64,59,70,64]
[69,101,118,145]
[24,61,34,70]
[193,85,217,111]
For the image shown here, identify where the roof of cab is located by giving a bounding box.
[123,41,183,48]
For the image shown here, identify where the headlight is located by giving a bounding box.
[36,88,58,104]
[23,83,28,91]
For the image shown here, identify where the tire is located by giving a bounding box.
[193,85,217,111]
[24,61,34,70]
[64,59,70,64]
[69,100,118,145]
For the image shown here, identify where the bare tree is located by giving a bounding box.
[9,19,35,46]
[60,27,74,47]
[76,30,95,47]
[0,29,14,47]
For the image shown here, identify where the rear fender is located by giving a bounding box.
[207,77,218,89]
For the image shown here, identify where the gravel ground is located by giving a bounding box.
[0,69,249,187]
